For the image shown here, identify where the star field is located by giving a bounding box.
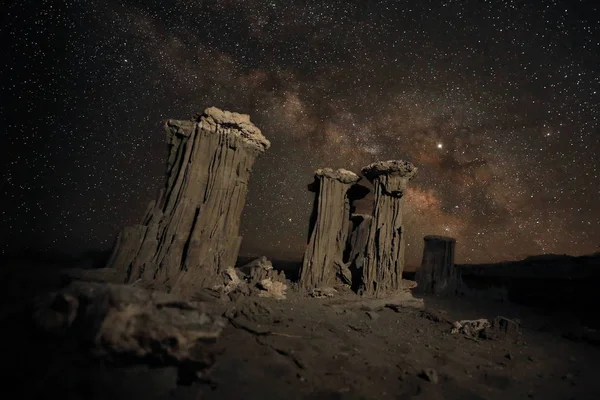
[2,0,599,266]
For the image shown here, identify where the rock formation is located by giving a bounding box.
[299,168,361,289]
[106,107,270,297]
[415,235,460,295]
[346,213,372,291]
[357,160,418,297]
[33,281,225,383]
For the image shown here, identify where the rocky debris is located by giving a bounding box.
[33,281,225,382]
[216,267,244,295]
[415,235,461,295]
[310,287,338,298]
[244,257,288,299]
[451,318,490,338]
[365,311,380,320]
[419,368,439,384]
[239,256,273,276]
[401,279,418,290]
[215,257,288,301]
[243,256,287,286]
[357,160,418,297]
[299,168,361,289]
[257,279,288,300]
[451,317,520,341]
[483,316,521,340]
[106,107,269,297]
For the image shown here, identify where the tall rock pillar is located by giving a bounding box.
[106,107,270,296]
[415,235,460,295]
[358,160,418,297]
[299,168,360,289]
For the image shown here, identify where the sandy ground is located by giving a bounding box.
[1,263,599,400]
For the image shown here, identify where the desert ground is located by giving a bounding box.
[1,260,599,400]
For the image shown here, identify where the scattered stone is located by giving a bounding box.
[451,318,490,339]
[214,267,244,295]
[419,368,439,384]
[33,281,225,382]
[452,316,521,341]
[401,279,418,290]
[257,278,288,300]
[482,316,521,340]
[232,256,289,300]
[366,311,380,320]
[310,287,338,298]
[241,256,273,280]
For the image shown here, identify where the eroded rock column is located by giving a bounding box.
[346,213,372,290]
[106,107,270,296]
[358,160,418,297]
[415,235,460,295]
[299,168,360,289]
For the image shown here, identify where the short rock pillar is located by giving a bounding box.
[415,235,460,295]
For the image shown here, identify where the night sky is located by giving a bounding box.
[2,0,599,266]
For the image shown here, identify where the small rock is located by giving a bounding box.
[257,278,287,300]
[483,316,521,340]
[310,287,338,298]
[505,352,513,360]
[563,373,574,380]
[366,311,380,320]
[419,368,439,384]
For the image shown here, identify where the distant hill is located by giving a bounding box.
[458,252,600,280]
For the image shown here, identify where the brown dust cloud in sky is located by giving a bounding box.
[2,0,599,267]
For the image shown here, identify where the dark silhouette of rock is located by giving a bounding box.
[106,107,270,297]
[357,160,418,297]
[458,253,600,327]
[415,235,460,295]
[299,168,360,289]
[33,281,225,383]
[483,316,521,341]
